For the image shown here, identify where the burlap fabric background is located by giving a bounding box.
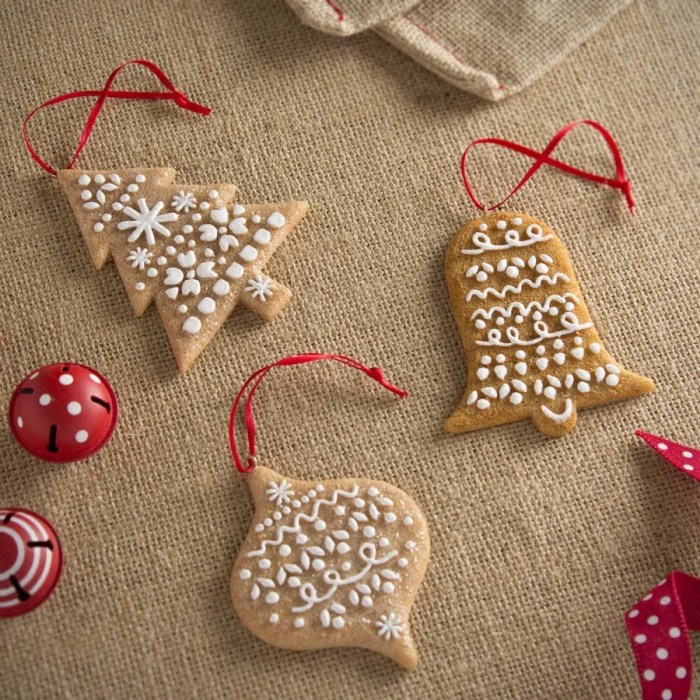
[285,0,632,100]
[1,1,698,698]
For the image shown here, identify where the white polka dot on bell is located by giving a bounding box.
[676,667,687,679]
[16,416,23,428]
[67,401,82,416]
[75,430,88,443]
[643,669,655,681]
[647,615,659,625]
[58,374,73,386]
[89,373,101,384]
[39,393,51,406]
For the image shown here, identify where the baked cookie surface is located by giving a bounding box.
[59,169,308,372]
[444,211,654,437]
[231,467,430,669]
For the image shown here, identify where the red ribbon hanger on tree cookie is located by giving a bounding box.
[227,353,430,670]
[23,60,310,373]
[443,120,653,438]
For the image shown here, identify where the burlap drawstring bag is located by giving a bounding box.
[284,0,632,100]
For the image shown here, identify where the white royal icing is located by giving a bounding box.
[462,223,552,256]
[466,273,570,302]
[241,478,421,637]
[475,312,592,347]
[540,399,573,424]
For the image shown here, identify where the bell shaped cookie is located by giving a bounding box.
[444,212,654,437]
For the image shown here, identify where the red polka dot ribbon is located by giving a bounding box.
[626,433,700,699]
[626,572,699,700]
[636,431,700,480]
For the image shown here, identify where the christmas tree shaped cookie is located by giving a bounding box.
[444,212,654,436]
[231,467,430,669]
[59,169,308,372]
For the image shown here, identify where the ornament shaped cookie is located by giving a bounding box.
[59,169,308,372]
[231,466,429,669]
[444,212,654,436]
[227,353,428,668]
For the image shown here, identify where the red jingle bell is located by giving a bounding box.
[8,362,118,462]
[0,508,63,617]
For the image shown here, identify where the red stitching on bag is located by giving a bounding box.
[324,0,344,21]
[402,14,505,92]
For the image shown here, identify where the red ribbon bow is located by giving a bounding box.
[23,59,210,176]
[460,119,635,214]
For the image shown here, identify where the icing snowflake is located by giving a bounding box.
[127,247,153,271]
[171,191,197,212]
[267,479,294,506]
[376,613,403,641]
[245,274,275,302]
[118,198,178,245]
[80,173,120,210]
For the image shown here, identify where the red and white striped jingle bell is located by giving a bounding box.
[0,508,63,617]
[8,362,118,462]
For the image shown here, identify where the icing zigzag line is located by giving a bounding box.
[470,293,580,320]
[466,273,571,302]
[247,485,360,557]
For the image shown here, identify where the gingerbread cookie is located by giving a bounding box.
[59,169,309,372]
[231,467,430,669]
[444,212,654,437]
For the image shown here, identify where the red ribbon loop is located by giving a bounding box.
[460,119,635,214]
[23,59,211,176]
[228,353,408,474]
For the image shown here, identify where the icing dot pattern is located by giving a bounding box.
[63,169,305,355]
[232,468,429,669]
